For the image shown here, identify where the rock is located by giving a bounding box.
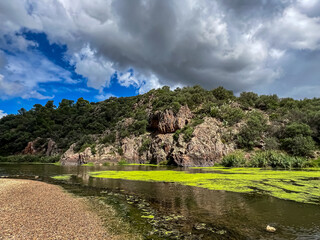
[171,118,235,167]
[150,106,192,133]
[266,225,276,233]
[148,134,174,164]
[22,138,59,156]
[60,144,85,166]
[121,135,149,163]
[46,139,59,156]
[22,141,37,155]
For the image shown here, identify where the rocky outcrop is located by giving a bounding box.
[22,141,37,155]
[121,136,148,163]
[148,134,174,164]
[60,144,93,166]
[22,138,59,156]
[150,106,193,133]
[170,118,236,167]
[60,110,239,166]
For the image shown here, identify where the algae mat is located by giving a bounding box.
[90,168,320,204]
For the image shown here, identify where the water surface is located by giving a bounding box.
[1,163,319,239]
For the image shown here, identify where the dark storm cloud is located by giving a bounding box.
[0,0,320,97]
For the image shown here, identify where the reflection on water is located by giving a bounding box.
[1,163,320,239]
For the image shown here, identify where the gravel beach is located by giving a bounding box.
[0,179,113,240]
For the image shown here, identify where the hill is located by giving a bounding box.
[0,86,319,167]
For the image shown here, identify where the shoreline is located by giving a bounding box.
[0,179,137,240]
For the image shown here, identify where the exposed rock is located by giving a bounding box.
[22,138,59,156]
[46,139,59,156]
[171,118,236,167]
[148,134,174,164]
[22,141,37,155]
[60,144,93,166]
[150,106,193,133]
[121,135,148,163]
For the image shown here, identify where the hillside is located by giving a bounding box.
[0,86,319,166]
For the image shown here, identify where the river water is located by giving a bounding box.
[0,163,319,240]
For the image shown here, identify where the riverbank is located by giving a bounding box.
[0,179,139,240]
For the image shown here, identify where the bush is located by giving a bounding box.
[138,138,151,155]
[118,158,128,165]
[264,137,280,150]
[212,105,245,126]
[237,111,267,149]
[238,92,258,109]
[183,126,194,142]
[100,132,116,145]
[283,123,312,138]
[0,155,60,163]
[281,135,315,157]
[250,151,306,169]
[221,151,246,167]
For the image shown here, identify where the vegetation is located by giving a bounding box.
[221,150,309,169]
[0,155,60,163]
[0,85,319,161]
[90,168,320,204]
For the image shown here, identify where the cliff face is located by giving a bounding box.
[59,107,237,166]
[23,105,238,167]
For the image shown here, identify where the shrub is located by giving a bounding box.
[283,123,312,138]
[237,111,267,149]
[100,132,116,145]
[264,137,280,150]
[173,129,181,141]
[183,126,194,142]
[221,151,246,167]
[281,135,315,157]
[0,154,60,163]
[138,138,151,155]
[118,158,128,165]
[117,147,124,156]
[238,92,258,109]
[211,87,235,101]
[250,151,306,169]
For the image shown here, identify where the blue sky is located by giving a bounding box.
[0,31,139,115]
[1,0,320,117]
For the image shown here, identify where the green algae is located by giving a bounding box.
[51,174,71,181]
[90,167,320,204]
[141,215,155,219]
[125,163,163,167]
[82,162,94,166]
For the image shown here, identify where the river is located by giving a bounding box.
[0,163,319,240]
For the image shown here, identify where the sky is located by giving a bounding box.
[0,0,320,117]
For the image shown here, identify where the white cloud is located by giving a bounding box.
[0,0,320,98]
[260,6,320,50]
[72,46,115,90]
[95,92,116,101]
[0,52,72,99]
[0,110,7,119]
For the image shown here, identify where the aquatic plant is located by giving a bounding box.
[90,168,320,204]
[51,174,71,180]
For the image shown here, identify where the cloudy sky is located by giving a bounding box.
[0,0,320,115]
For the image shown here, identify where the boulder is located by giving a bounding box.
[150,106,192,133]
[171,118,236,167]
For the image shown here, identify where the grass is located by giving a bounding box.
[90,167,320,204]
